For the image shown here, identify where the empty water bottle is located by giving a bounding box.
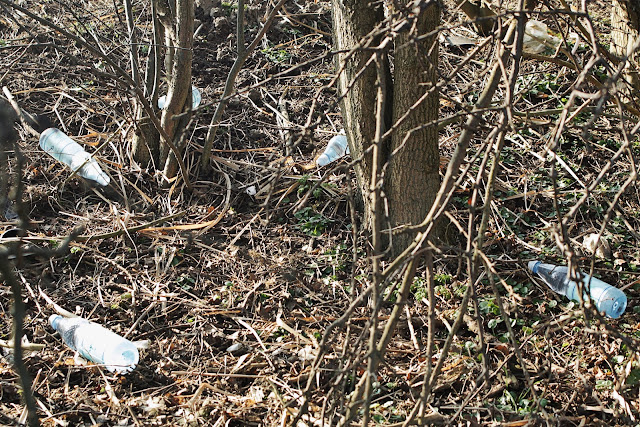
[157,85,201,110]
[39,128,110,186]
[528,261,627,318]
[49,315,139,373]
[523,20,561,54]
[316,134,349,167]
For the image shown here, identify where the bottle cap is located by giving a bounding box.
[528,261,541,273]
[49,314,62,329]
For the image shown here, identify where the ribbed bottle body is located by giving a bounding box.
[50,315,138,373]
[528,261,627,318]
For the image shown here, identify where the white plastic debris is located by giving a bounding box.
[440,33,477,48]
[247,386,265,404]
[133,340,151,350]
[226,342,246,355]
[297,345,318,362]
[39,128,110,186]
[523,20,561,54]
[582,233,612,259]
[49,314,138,373]
[157,85,201,110]
[316,132,349,167]
[140,396,166,416]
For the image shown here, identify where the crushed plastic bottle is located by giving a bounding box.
[39,128,110,186]
[316,133,349,167]
[49,314,139,373]
[528,261,627,319]
[523,20,561,54]
[157,85,201,110]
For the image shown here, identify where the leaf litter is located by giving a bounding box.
[0,0,638,425]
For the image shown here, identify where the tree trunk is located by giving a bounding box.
[131,57,161,166]
[162,0,194,179]
[332,0,440,255]
[132,0,162,166]
[387,2,440,253]
[142,0,194,180]
[611,0,640,91]
[332,0,389,228]
[159,0,193,178]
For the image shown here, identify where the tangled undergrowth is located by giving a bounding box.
[0,0,639,425]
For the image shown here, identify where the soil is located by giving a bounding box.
[0,0,639,426]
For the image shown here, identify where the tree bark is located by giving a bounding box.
[154,0,193,179]
[132,0,162,166]
[611,0,640,91]
[332,0,440,255]
[387,1,440,254]
[332,0,389,229]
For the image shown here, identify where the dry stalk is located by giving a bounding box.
[0,106,37,424]
[0,0,193,188]
[201,0,288,167]
[359,49,390,427]
[0,256,39,427]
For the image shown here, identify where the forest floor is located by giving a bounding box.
[1,0,640,426]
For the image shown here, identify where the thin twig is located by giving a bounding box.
[0,0,193,189]
[201,0,288,166]
[0,251,39,427]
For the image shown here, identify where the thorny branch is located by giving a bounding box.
[2,0,640,425]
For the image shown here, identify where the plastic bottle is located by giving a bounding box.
[523,20,561,54]
[39,128,110,186]
[316,134,350,167]
[49,314,139,373]
[157,85,201,110]
[528,261,627,318]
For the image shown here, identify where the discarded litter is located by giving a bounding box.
[528,261,627,318]
[0,228,20,239]
[523,20,561,54]
[0,228,39,259]
[49,314,139,373]
[157,86,201,110]
[226,342,247,355]
[39,128,110,186]
[297,345,318,362]
[316,133,349,167]
[582,233,612,259]
[440,33,477,48]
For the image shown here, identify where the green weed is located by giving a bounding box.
[294,207,333,236]
[261,46,291,63]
